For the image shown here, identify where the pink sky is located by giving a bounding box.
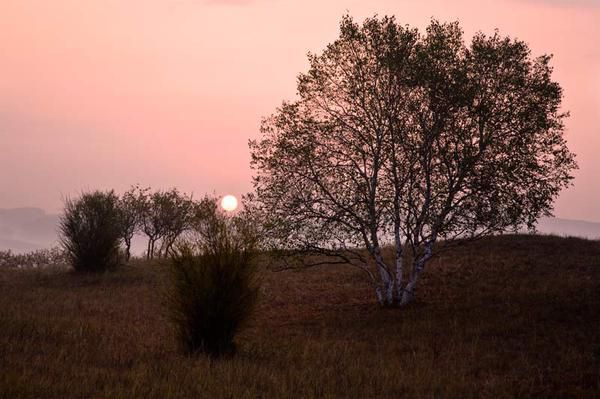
[1,0,599,220]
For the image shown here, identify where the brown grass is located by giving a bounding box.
[1,234,599,398]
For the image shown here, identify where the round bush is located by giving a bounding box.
[59,190,122,272]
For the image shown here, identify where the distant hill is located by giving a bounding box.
[0,208,598,254]
[0,237,47,253]
[0,207,147,255]
[0,208,60,253]
[535,217,600,240]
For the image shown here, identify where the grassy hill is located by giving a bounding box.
[1,235,599,398]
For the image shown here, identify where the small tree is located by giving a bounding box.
[250,15,577,306]
[165,200,260,357]
[139,188,194,259]
[59,190,122,272]
[157,189,195,257]
[118,185,146,262]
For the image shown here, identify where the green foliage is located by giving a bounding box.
[166,209,259,357]
[59,190,122,272]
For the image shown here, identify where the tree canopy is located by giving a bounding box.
[249,15,577,306]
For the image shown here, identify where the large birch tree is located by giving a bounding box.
[249,15,577,306]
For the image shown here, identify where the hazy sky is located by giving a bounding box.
[1,0,599,220]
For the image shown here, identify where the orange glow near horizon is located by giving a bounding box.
[0,0,598,221]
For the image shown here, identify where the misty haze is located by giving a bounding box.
[2,207,599,254]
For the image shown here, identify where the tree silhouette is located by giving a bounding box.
[250,15,577,306]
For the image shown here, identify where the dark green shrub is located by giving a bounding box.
[59,190,122,272]
[166,210,259,357]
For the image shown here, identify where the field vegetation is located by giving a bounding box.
[1,234,598,398]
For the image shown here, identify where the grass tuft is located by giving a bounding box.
[166,243,259,357]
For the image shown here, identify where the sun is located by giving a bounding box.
[220,194,238,212]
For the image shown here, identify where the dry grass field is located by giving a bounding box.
[1,235,599,398]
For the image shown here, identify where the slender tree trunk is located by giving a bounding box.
[400,262,421,306]
[384,280,394,306]
[394,255,403,306]
[372,246,393,306]
[156,242,163,259]
[373,259,393,306]
[375,286,384,305]
[365,222,395,306]
[400,241,434,306]
[124,239,131,262]
[165,240,175,258]
[374,274,393,306]
[375,279,394,307]
[393,231,404,306]
[148,239,157,260]
[162,235,178,258]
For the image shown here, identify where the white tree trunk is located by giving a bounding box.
[373,247,394,306]
[394,256,403,306]
[370,244,406,307]
[394,239,403,305]
[375,286,384,305]
[376,267,394,306]
[374,280,394,306]
[399,271,419,306]
[400,241,434,306]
